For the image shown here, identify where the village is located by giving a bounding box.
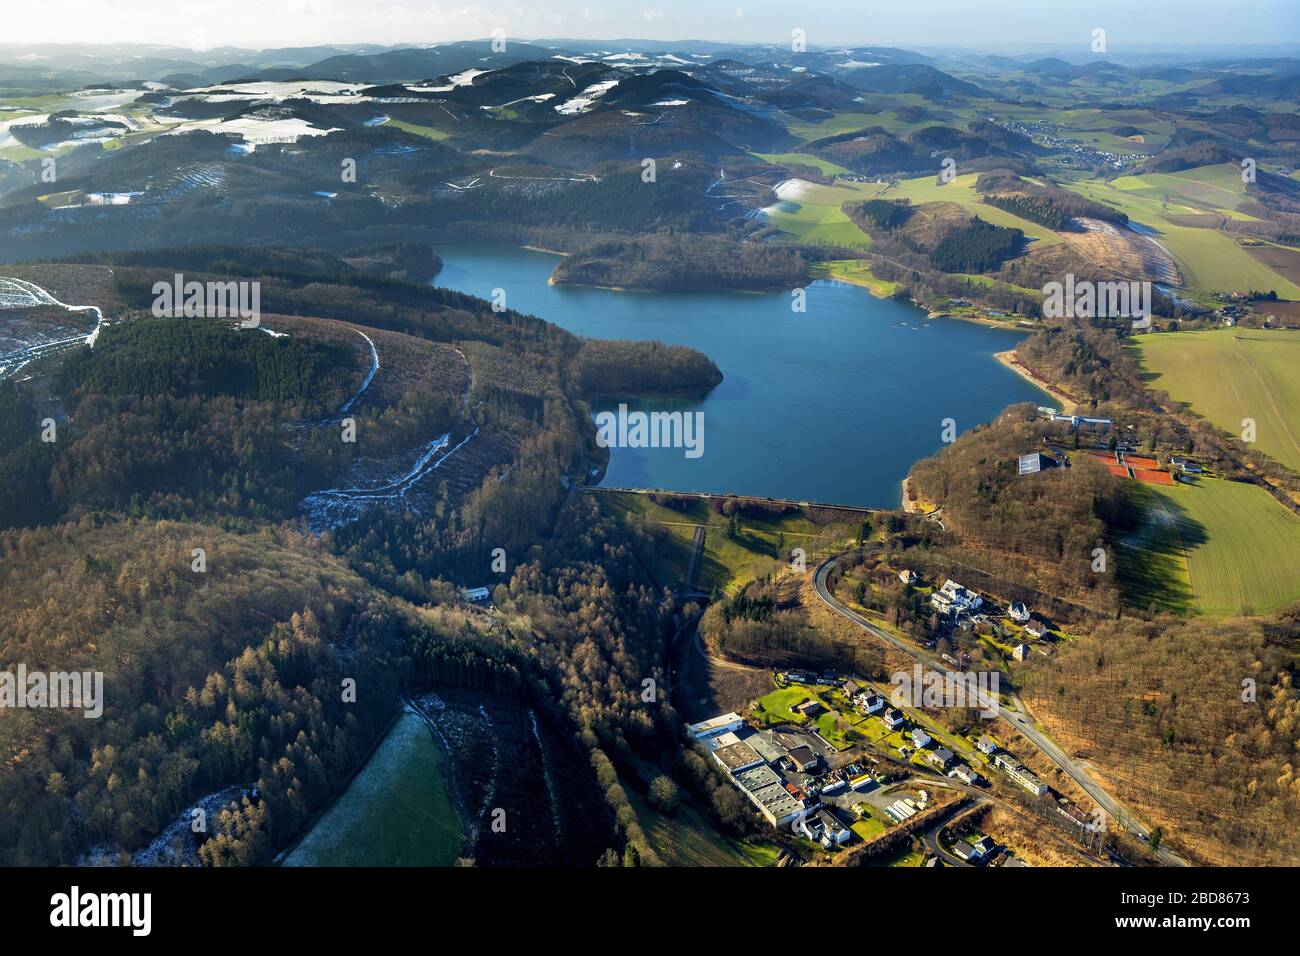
[686,590,1101,867]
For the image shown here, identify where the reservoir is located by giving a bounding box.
[437,245,1048,508]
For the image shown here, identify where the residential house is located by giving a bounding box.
[794,699,823,718]
[1013,643,1031,662]
[843,680,864,698]
[952,764,984,786]
[976,735,999,755]
[857,693,886,715]
[927,747,956,771]
[1024,619,1049,639]
[816,809,851,847]
[898,569,918,585]
[931,579,983,618]
[884,709,906,731]
[1008,601,1031,623]
[910,727,932,749]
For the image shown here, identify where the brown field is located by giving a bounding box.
[1245,244,1300,286]
[1165,213,1224,228]
[1063,218,1181,284]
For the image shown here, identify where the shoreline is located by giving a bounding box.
[995,349,1081,413]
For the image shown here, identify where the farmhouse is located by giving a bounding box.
[931,579,983,617]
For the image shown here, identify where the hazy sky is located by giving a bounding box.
[5,0,1296,50]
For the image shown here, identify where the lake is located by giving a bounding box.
[436,245,1048,508]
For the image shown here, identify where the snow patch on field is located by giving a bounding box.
[554,79,620,115]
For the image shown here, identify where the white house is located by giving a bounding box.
[931,579,983,617]
[884,708,906,731]
[1013,643,1031,662]
[857,693,886,715]
[910,727,932,749]
[1009,601,1031,623]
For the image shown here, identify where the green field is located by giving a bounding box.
[595,491,858,595]
[754,151,855,176]
[809,259,900,296]
[1133,329,1300,473]
[1121,478,1300,616]
[762,179,875,248]
[381,117,450,141]
[282,711,463,866]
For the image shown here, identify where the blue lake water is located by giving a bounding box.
[436,245,1048,508]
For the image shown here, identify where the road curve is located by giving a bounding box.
[812,551,1186,866]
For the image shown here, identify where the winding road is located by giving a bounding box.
[813,550,1187,866]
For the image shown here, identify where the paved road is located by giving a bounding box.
[813,551,1186,866]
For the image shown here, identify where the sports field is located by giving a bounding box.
[283,711,464,866]
[1121,478,1300,616]
[1133,329,1300,473]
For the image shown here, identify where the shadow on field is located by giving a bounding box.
[1115,483,1207,615]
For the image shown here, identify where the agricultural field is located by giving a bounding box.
[1062,174,1300,298]
[1120,478,1300,616]
[1132,329,1300,473]
[761,178,874,248]
[282,712,464,867]
[754,151,855,176]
